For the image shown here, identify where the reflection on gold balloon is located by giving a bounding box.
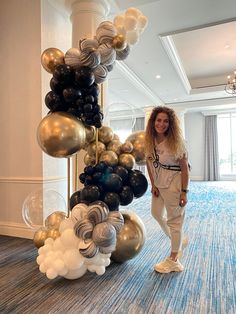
[99,150,118,167]
[45,211,66,229]
[85,125,96,144]
[84,153,96,166]
[86,141,106,157]
[37,112,86,158]
[98,126,114,144]
[126,131,146,165]
[113,134,120,141]
[107,140,122,155]
[41,48,65,73]
[47,228,60,240]
[121,141,133,153]
[112,34,127,51]
[118,153,135,170]
[33,227,48,248]
[111,211,146,263]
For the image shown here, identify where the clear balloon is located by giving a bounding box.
[22,189,66,230]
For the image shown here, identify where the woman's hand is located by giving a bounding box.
[151,186,159,197]
[179,192,188,207]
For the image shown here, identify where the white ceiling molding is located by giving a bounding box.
[160,35,192,94]
[116,61,164,105]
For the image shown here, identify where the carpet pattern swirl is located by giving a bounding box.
[0,181,236,314]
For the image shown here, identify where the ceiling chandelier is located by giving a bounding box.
[225,71,236,95]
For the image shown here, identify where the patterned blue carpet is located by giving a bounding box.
[1,181,236,313]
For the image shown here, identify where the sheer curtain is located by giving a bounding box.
[204,115,220,181]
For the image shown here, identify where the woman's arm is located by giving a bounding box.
[146,158,159,197]
[179,157,189,207]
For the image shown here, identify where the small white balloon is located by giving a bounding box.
[124,15,138,32]
[137,15,148,30]
[36,255,44,265]
[125,7,142,19]
[116,25,126,37]
[126,30,139,45]
[60,228,79,248]
[113,14,125,27]
[53,259,65,272]
[39,263,46,273]
[63,264,87,280]
[64,249,84,270]
[95,265,106,276]
[46,268,58,280]
[59,218,74,233]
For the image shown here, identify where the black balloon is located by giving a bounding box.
[63,87,81,103]
[53,64,74,85]
[75,66,95,88]
[84,83,99,97]
[70,190,84,210]
[84,165,94,175]
[128,170,148,198]
[92,171,103,183]
[44,91,63,111]
[119,186,134,206]
[79,172,86,184]
[95,162,107,173]
[103,192,120,211]
[103,173,123,193]
[113,166,129,183]
[81,185,100,203]
[50,77,64,94]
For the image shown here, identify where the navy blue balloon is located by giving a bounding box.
[128,170,148,198]
[81,185,100,203]
[119,186,134,205]
[103,192,120,211]
[103,173,123,193]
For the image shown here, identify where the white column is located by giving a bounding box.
[174,107,187,138]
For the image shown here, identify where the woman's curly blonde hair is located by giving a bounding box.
[145,106,186,159]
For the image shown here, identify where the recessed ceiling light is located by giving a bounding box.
[156,75,161,79]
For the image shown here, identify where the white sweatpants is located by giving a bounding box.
[151,173,185,253]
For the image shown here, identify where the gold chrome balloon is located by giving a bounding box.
[111,211,146,263]
[85,125,96,144]
[121,141,133,153]
[46,228,61,240]
[126,131,146,165]
[84,153,96,166]
[112,34,127,51]
[41,48,65,73]
[45,211,66,229]
[99,150,118,167]
[33,227,48,248]
[86,141,106,157]
[98,126,114,144]
[107,140,122,155]
[118,153,135,170]
[37,112,86,158]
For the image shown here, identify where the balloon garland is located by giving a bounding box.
[30,7,149,280]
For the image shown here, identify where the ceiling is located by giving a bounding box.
[106,0,236,116]
[51,0,236,116]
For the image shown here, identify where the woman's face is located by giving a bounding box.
[154,112,169,135]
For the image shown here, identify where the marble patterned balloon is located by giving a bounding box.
[99,243,116,254]
[79,37,99,52]
[79,239,99,258]
[79,49,101,69]
[97,43,116,66]
[116,44,131,60]
[88,201,109,225]
[71,203,88,223]
[74,218,94,240]
[94,65,108,84]
[107,211,124,233]
[106,62,115,72]
[92,222,116,248]
[64,48,81,69]
[96,21,117,45]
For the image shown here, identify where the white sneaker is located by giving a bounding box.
[154,257,184,273]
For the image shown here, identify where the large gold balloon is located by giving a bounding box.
[107,140,122,155]
[46,228,61,240]
[45,211,66,229]
[111,211,146,263]
[86,141,106,157]
[37,112,86,158]
[33,227,48,248]
[98,126,114,144]
[99,150,118,167]
[41,48,65,73]
[112,34,127,51]
[126,131,146,165]
[118,153,135,170]
[84,153,96,166]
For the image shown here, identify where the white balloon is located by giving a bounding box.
[46,268,58,280]
[104,258,111,267]
[58,267,68,277]
[63,264,87,280]
[53,259,65,273]
[64,249,84,270]
[44,255,54,268]
[60,228,79,248]
[116,25,126,37]
[87,265,96,272]
[125,7,142,19]
[95,265,106,276]
[126,30,139,45]
[53,237,65,252]
[137,15,148,30]
[59,217,74,233]
[113,15,125,27]
[44,238,54,246]
[124,15,138,32]
[36,255,44,265]
[39,263,46,273]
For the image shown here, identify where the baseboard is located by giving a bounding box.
[0,221,34,239]
[190,175,204,181]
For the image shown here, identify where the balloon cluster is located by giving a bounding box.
[70,160,148,211]
[36,201,124,280]
[40,7,148,129]
[83,126,146,167]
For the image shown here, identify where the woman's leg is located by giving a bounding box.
[151,193,171,238]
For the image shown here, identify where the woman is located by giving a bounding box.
[145,106,189,273]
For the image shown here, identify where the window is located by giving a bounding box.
[217,113,236,176]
